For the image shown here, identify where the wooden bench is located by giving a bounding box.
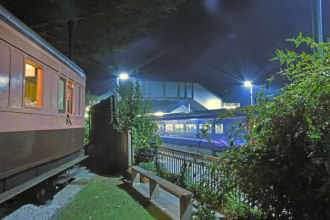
[131,166,193,220]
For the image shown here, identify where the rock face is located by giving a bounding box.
[1,0,186,93]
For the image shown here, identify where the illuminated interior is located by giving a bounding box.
[199,123,212,133]
[67,82,74,114]
[165,124,174,132]
[24,61,42,107]
[186,124,196,133]
[215,123,224,134]
[58,78,65,113]
[175,124,184,132]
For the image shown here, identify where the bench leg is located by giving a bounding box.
[149,180,159,200]
[132,171,140,186]
[180,194,192,220]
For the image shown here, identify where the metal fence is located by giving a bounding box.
[156,146,222,191]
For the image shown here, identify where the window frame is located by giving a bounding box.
[67,81,74,115]
[165,124,174,132]
[58,77,66,114]
[23,59,43,109]
[215,123,224,134]
[186,124,197,133]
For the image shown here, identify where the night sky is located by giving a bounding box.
[1,0,329,106]
[107,0,330,105]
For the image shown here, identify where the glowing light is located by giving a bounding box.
[0,76,9,86]
[205,98,221,110]
[119,73,129,80]
[85,106,91,118]
[25,63,36,77]
[244,81,252,87]
[154,112,165,117]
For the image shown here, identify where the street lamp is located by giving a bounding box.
[244,80,253,106]
[117,73,129,86]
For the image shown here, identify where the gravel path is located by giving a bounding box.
[3,167,96,220]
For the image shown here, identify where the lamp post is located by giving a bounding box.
[244,81,253,106]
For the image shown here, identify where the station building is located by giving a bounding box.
[116,79,240,113]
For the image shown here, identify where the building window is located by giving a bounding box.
[165,124,174,132]
[58,78,65,113]
[67,82,74,114]
[199,123,212,134]
[175,124,184,132]
[24,61,42,107]
[215,123,224,134]
[186,124,196,133]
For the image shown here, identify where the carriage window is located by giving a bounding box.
[215,123,224,134]
[175,124,184,132]
[58,78,65,113]
[165,124,174,132]
[157,124,165,132]
[78,86,81,115]
[199,123,212,134]
[24,61,42,107]
[67,82,74,114]
[186,124,196,133]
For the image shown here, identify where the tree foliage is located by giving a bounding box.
[0,0,187,85]
[221,35,330,219]
[113,80,160,163]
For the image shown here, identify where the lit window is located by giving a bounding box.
[165,124,174,132]
[24,61,42,107]
[186,124,196,133]
[67,82,74,114]
[215,123,224,134]
[199,123,212,134]
[157,124,165,132]
[58,78,65,113]
[175,124,184,132]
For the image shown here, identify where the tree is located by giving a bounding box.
[221,35,330,219]
[0,0,187,90]
[113,80,160,164]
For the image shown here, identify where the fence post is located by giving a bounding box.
[128,130,133,165]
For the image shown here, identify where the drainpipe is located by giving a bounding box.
[68,20,75,60]
[312,0,323,43]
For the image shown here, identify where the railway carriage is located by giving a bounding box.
[0,6,86,203]
[155,109,245,156]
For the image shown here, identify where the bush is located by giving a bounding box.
[113,80,160,164]
[222,35,330,219]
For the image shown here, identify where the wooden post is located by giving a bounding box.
[128,130,133,166]
[149,180,159,200]
[179,194,193,220]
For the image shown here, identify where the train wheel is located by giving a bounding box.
[22,179,56,205]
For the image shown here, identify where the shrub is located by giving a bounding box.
[222,35,330,219]
[113,80,160,164]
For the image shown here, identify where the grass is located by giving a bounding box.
[56,177,155,220]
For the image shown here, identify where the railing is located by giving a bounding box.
[156,146,222,191]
